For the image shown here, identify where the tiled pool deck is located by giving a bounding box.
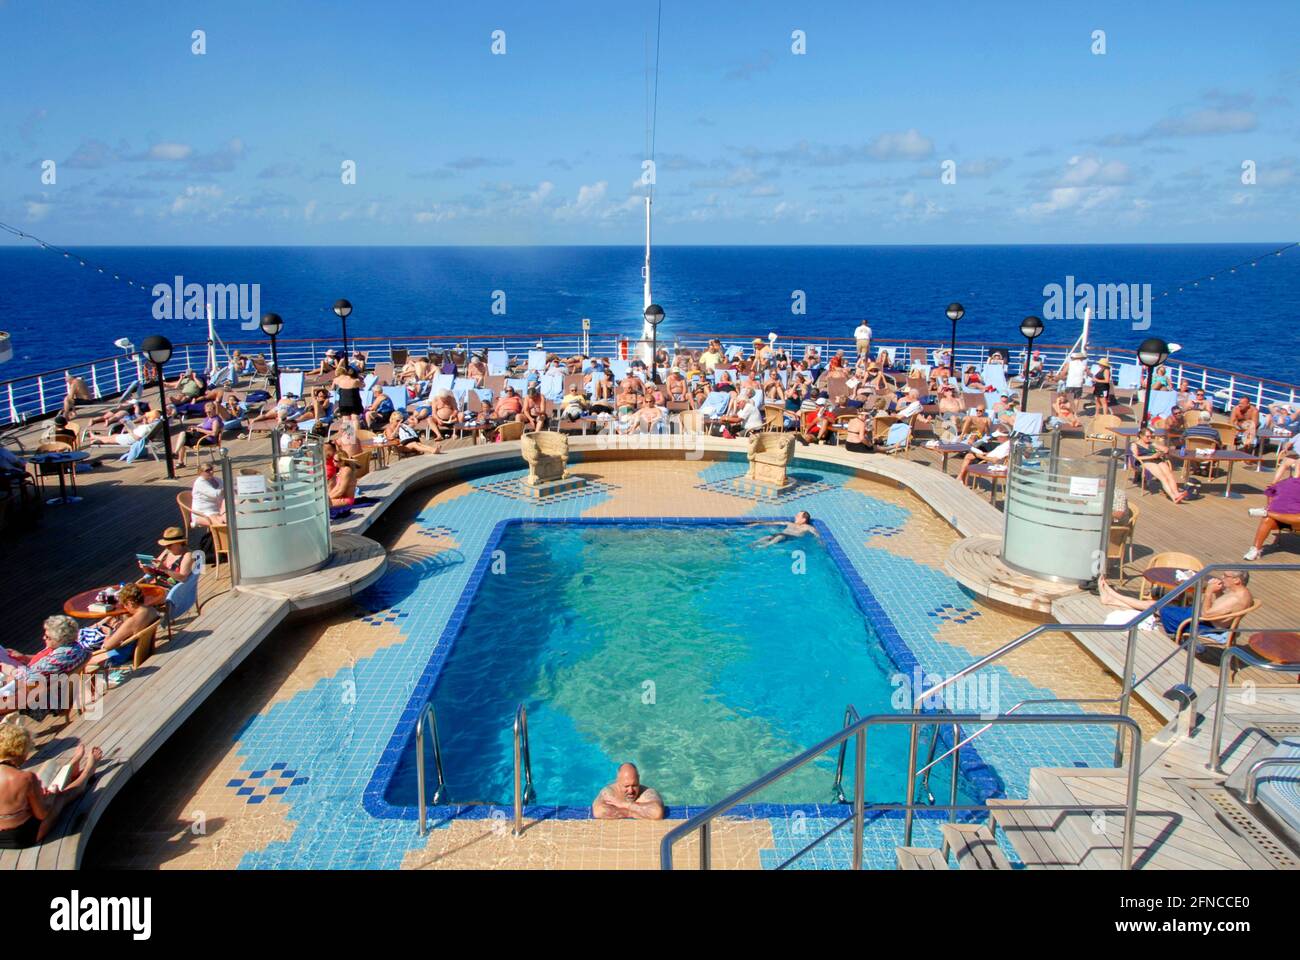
[85,457,1161,869]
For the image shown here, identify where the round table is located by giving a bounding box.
[1114,426,1167,437]
[1140,565,1195,592]
[931,441,972,473]
[64,582,168,619]
[1246,631,1300,672]
[24,450,91,505]
[965,461,1008,504]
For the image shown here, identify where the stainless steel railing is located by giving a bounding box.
[660,712,1143,870]
[416,703,449,836]
[900,562,1300,846]
[1208,644,1300,773]
[830,704,860,803]
[512,702,536,837]
[1245,756,1300,804]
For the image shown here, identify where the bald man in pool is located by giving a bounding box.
[592,763,665,820]
[752,511,816,547]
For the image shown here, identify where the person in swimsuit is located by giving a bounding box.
[0,726,102,849]
[753,511,817,547]
[1130,427,1187,503]
[328,456,359,507]
[383,412,440,457]
[591,763,665,820]
[332,362,365,431]
[1092,357,1113,416]
[138,526,194,584]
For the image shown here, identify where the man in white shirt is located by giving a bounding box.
[853,321,873,359]
[956,426,1012,485]
[1064,352,1088,410]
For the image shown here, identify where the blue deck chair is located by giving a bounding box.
[118,418,164,464]
[505,377,528,395]
[527,350,546,371]
[449,377,476,406]
[881,422,911,453]
[539,372,565,402]
[381,386,409,412]
[363,373,378,391]
[698,392,731,420]
[487,350,509,376]
[609,359,630,381]
[1116,364,1142,394]
[278,371,305,398]
[162,552,205,640]
[726,345,744,361]
[431,373,455,394]
[1145,390,1178,421]
[981,363,1010,395]
[1012,412,1045,446]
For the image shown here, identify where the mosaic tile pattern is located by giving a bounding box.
[475,475,619,503]
[87,457,1146,871]
[227,764,310,805]
[693,474,834,503]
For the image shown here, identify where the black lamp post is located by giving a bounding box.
[644,303,664,383]
[1137,337,1170,429]
[141,334,176,480]
[333,299,353,359]
[261,312,284,399]
[946,302,964,373]
[1019,315,1044,411]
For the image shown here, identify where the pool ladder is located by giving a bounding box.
[416,702,537,837]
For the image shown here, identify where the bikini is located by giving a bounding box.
[0,762,39,849]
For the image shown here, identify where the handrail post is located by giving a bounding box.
[1208,649,1236,772]
[699,821,712,870]
[948,722,960,824]
[1115,622,1138,765]
[903,716,920,846]
[1121,724,1141,869]
[513,713,524,837]
[1182,578,1205,690]
[852,729,865,870]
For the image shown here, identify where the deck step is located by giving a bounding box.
[940,823,1012,870]
[895,846,950,870]
[987,799,1071,869]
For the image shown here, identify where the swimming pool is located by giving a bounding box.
[375,518,982,813]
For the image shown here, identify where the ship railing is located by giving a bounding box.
[3,332,1297,428]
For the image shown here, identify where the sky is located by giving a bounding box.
[2,0,1299,245]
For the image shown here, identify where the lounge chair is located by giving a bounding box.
[879,421,912,454]
[1172,600,1261,666]
[117,418,165,464]
[278,371,305,399]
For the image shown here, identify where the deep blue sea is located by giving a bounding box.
[0,244,1295,384]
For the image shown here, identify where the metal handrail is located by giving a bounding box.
[902,562,1300,845]
[660,712,1143,870]
[416,703,448,836]
[512,703,536,837]
[1208,644,1300,772]
[830,704,860,802]
[1245,756,1300,804]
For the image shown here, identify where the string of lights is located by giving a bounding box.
[0,219,160,295]
[1153,240,1296,298]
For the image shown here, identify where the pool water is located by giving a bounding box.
[386,520,974,810]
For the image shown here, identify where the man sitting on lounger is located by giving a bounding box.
[591,763,665,820]
[753,511,816,547]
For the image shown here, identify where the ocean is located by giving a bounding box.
[0,244,1295,384]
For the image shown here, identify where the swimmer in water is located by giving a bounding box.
[752,511,816,547]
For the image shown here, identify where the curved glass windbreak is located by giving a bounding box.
[1001,440,1116,583]
[222,439,331,584]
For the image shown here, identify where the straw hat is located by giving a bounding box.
[158,526,187,546]
[1098,357,1111,367]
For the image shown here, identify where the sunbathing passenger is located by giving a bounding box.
[0,726,102,848]
[383,412,441,457]
[591,763,665,820]
[172,402,223,468]
[521,388,548,432]
[955,426,1012,484]
[328,457,359,508]
[1230,397,1260,448]
[84,408,162,446]
[1129,428,1187,504]
[1097,571,1253,641]
[427,391,463,439]
[61,373,92,418]
[138,526,194,584]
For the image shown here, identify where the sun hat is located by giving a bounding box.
[1098,357,1110,367]
[158,526,188,546]
[815,398,828,406]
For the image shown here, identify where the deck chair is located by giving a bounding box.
[117,418,165,464]
[1115,364,1142,399]
[1106,501,1139,581]
[527,350,546,372]
[609,359,631,382]
[1085,414,1123,453]
[879,421,912,454]
[697,392,731,422]
[539,372,565,402]
[981,363,1010,396]
[1145,390,1178,421]
[162,552,205,640]
[486,350,509,376]
[1011,412,1044,446]
[391,348,409,368]
[450,377,477,407]
[430,373,455,395]
[371,361,395,385]
[381,386,409,413]
[505,377,529,395]
[1172,601,1261,662]
[278,371,305,399]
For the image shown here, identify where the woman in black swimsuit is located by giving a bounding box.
[332,362,364,431]
[1092,358,1113,415]
[1130,428,1187,503]
[0,726,101,849]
